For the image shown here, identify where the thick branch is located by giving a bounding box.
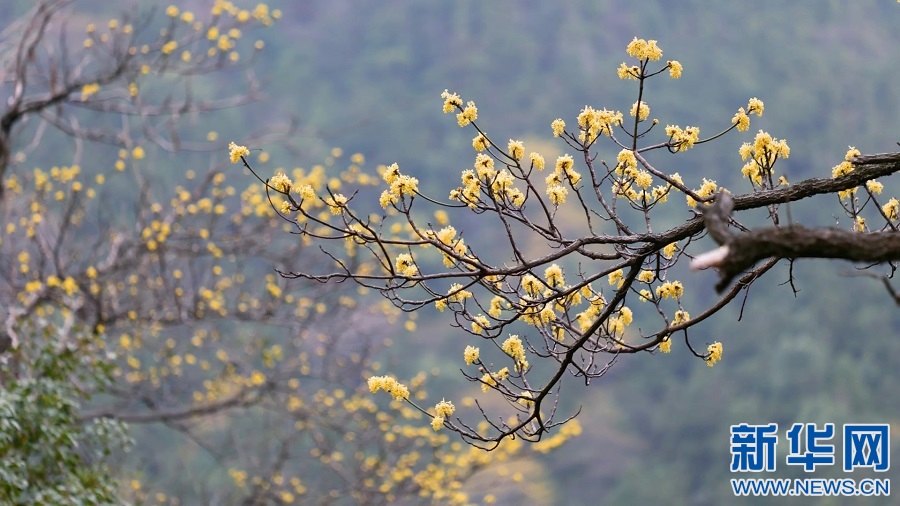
[693,151,900,292]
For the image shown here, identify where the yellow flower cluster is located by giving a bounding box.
[530,152,545,171]
[832,147,861,200]
[686,179,718,208]
[472,133,489,151]
[668,60,683,79]
[551,118,566,137]
[228,142,249,163]
[617,62,640,80]
[431,399,455,431]
[394,253,417,277]
[269,172,292,193]
[577,106,623,143]
[659,338,671,354]
[501,335,527,369]
[463,345,479,365]
[655,280,684,299]
[457,101,478,127]
[471,314,490,334]
[507,139,524,160]
[665,124,700,152]
[544,264,564,287]
[480,367,509,392]
[379,162,419,208]
[429,225,468,267]
[739,130,790,186]
[367,375,410,401]
[625,37,663,61]
[81,83,100,101]
[706,342,723,367]
[440,89,463,113]
[325,194,347,215]
[630,100,650,121]
[883,198,899,221]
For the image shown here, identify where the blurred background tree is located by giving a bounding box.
[2,1,899,505]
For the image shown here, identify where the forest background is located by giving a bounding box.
[2,1,899,505]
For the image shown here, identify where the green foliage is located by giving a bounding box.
[0,322,130,505]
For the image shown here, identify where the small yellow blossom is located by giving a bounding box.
[866,180,883,194]
[431,416,444,431]
[325,194,347,215]
[883,198,899,221]
[547,185,567,205]
[228,142,249,163]
[630,101,650,121]
[472,133,489,151]
[668,60,683,78]
[530,152,545,171]
[625,37,663,61]
[659,339,671,354]
[608,268,624,288]
[434,399,455,418]
[463,345,480,365]
[508,139,524,160]
[269,172,293,193]
[457,101,478,127]
[394,253,417,276]
[617,62,639,80]
[732,108,750,132]
[747,98,764,117]
[706,342,723,367]
[551,118,565,137]
[441,89,462,113]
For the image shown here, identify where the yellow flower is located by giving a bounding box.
[325,194,347,215]
[530,152,545,171]
[507,139,524,160]
[625,37,663,61]
[747,98,764,117]
[866,180,883,195]
[457,101,478,127]
[161,40,178,55]
[546,185,567,205]
[617,62,639,80]
[472,314,490,334]
[630,100,650,121]
[463,345,480,365]
[732,108,750,132]
[434,399,455,418]
[668,60,683,78]
[132,146,145,160]
[394,253,417,276]
[269,172,293,193]
[551,118,565,137]
[706,342,723,367]
[440,89,462,113]
[662,242,677,259]
[228,142,249,163]
[883,198,899,221]
[638,270,654,283]
[608,268,624,288]
[659,339,671,353]
[544,264,564,287]
[431,416,444,431]
[472,133,489,151]
[80,83,100,101]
